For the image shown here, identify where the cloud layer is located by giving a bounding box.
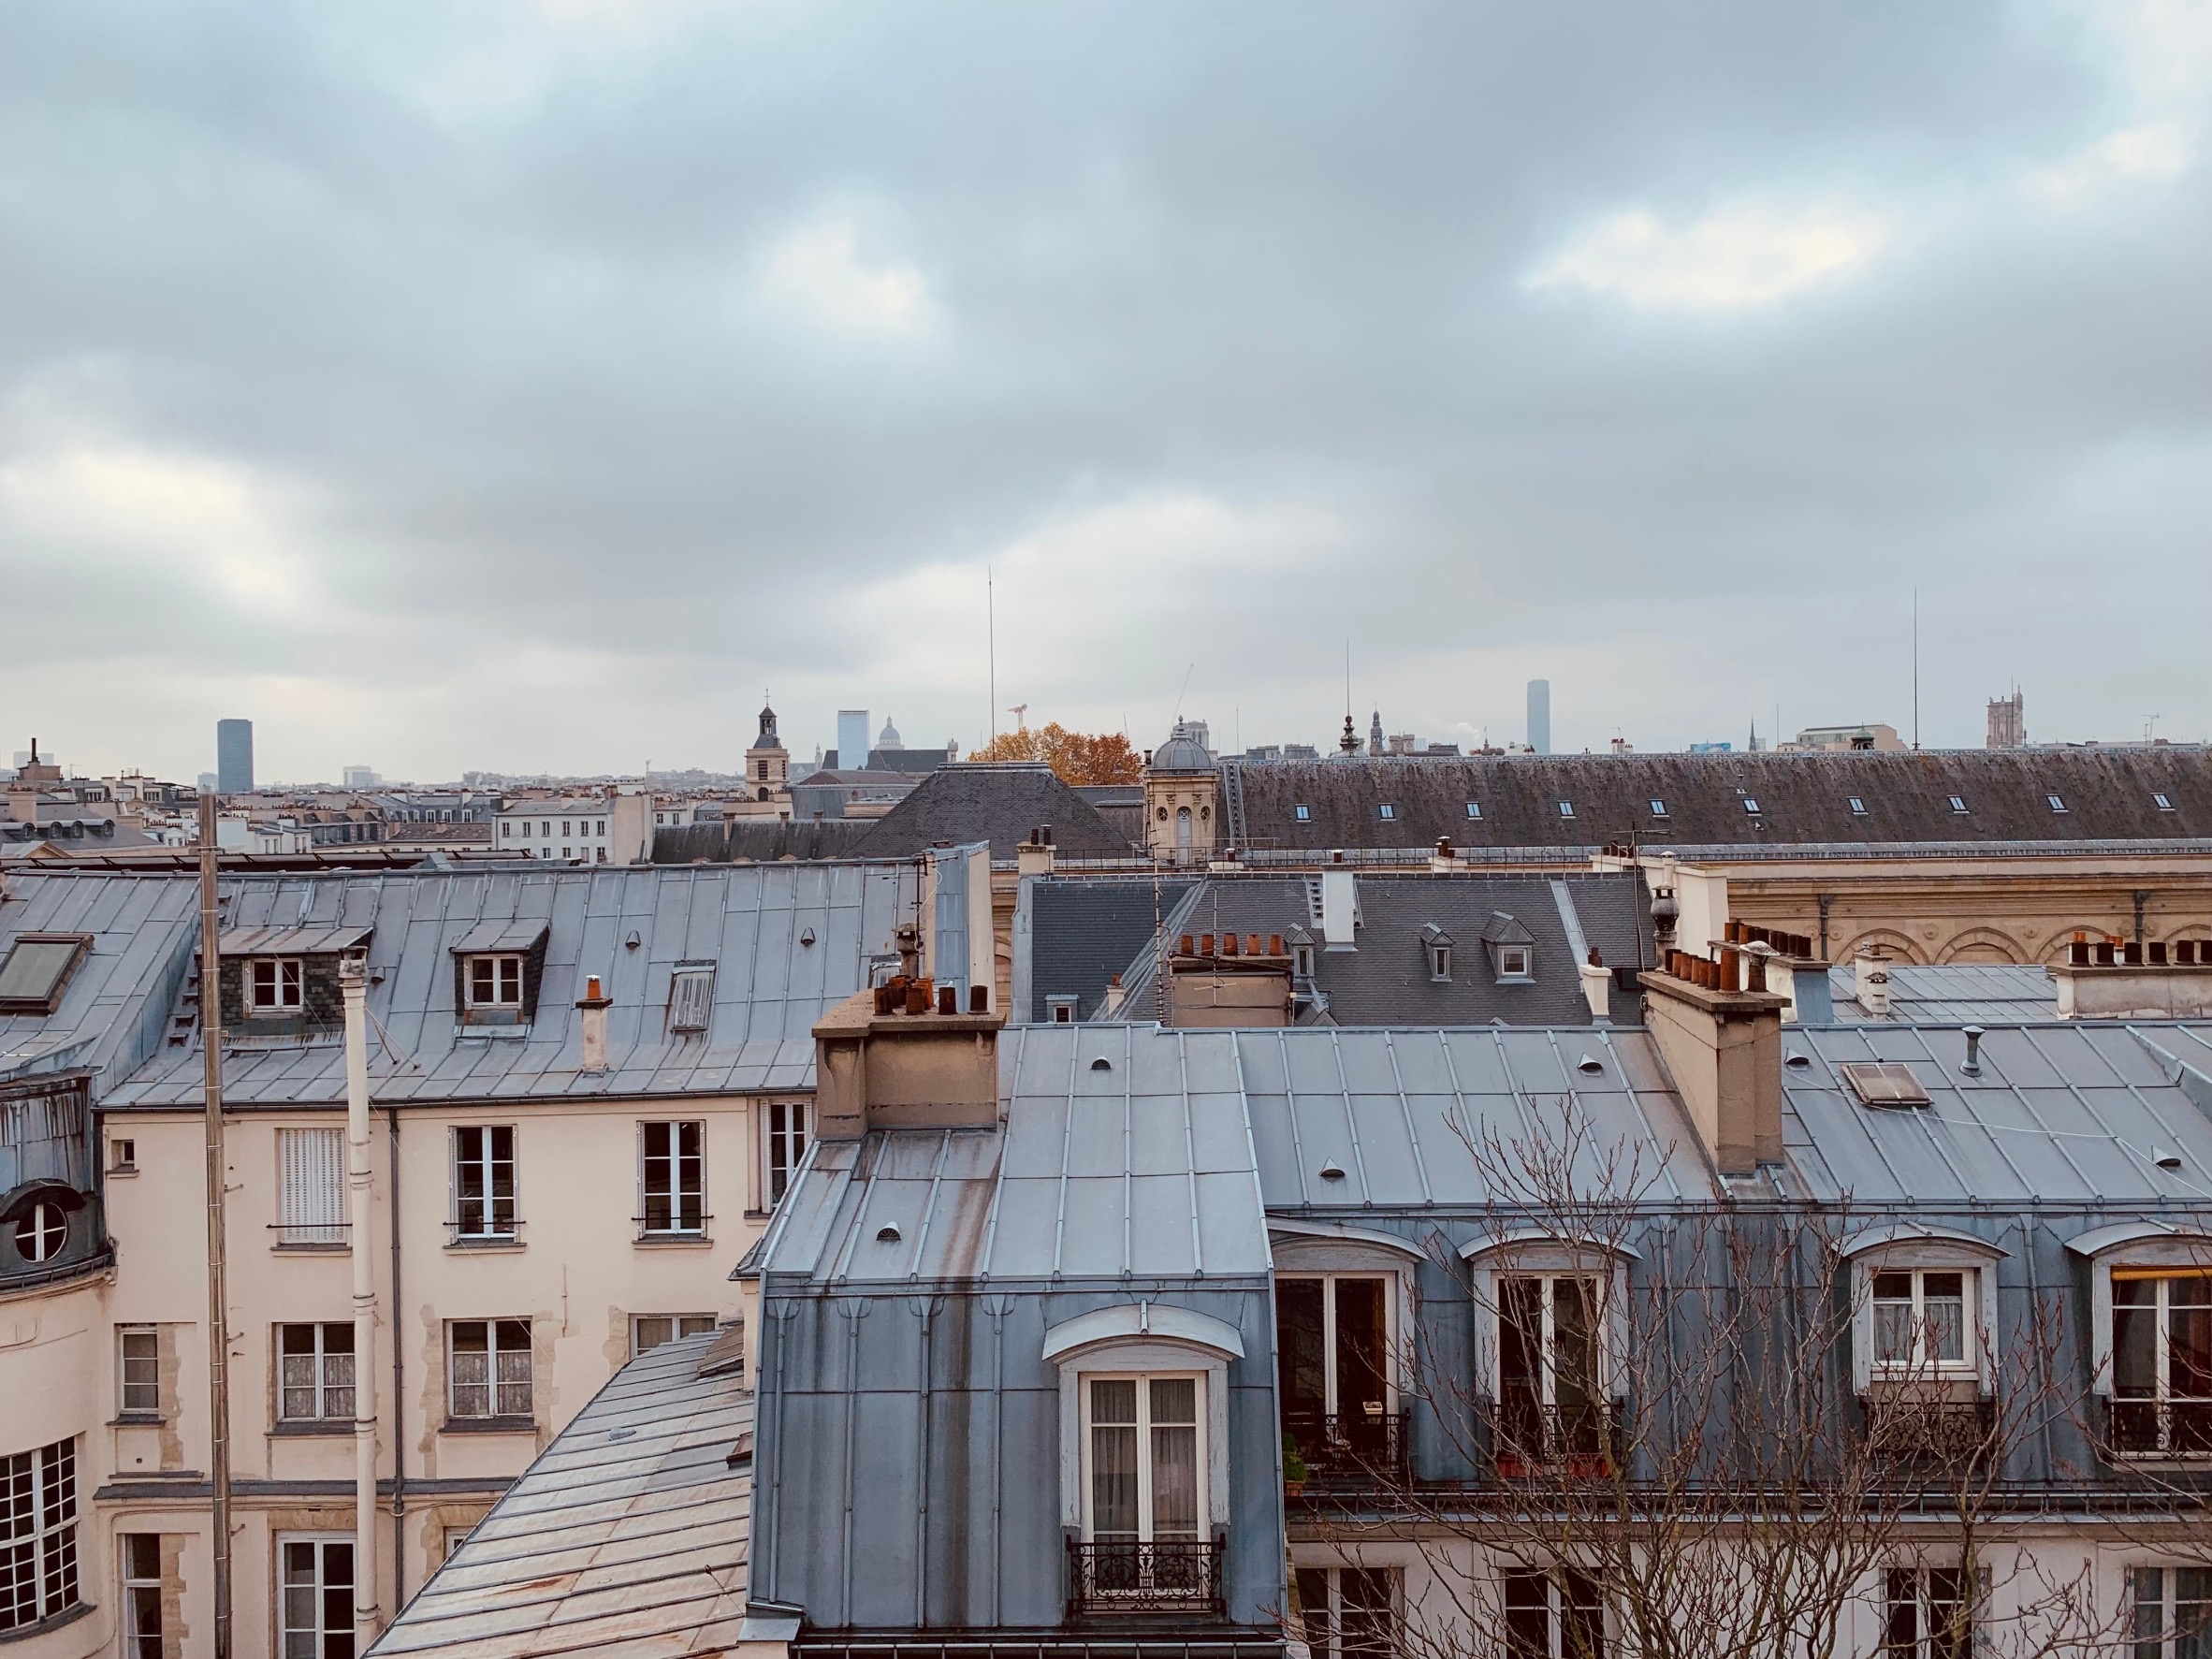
[3,1,2209,781]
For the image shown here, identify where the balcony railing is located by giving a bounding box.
[1864,1393,1996,1473]
[1067,1538,1225,1617]
[1480,1399,1621,1480]
[2107,1396,2212,1459]
[1283,1409,1408,1487]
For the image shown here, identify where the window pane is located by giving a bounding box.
[1090,1423,1138,1538]
[1554,1278,1601,1415]
[1297,1567,1335,1659]
[1924,1274,1967,1364]
[1277,1280,1327,1418]
[2116,1300,2159,1398]
[1504,1572,1551,1659]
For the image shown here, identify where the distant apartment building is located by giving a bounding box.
[1789,721,1906,751]
[496,797,618,860]
[216,718,255,793]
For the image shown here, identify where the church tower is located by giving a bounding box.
[746,702,790,802]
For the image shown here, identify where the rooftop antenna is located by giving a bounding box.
[1911,588,1920,751]
[1173,662,1194,722]
[2147,713,2162,742]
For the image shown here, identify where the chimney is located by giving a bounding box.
[1017,826,1055,878]
[1320,868,1357,951]
[2049,941,2212,1019]
[576,974,613,1072]
[811,984,1006,1140]
[1430,837,1458,872]
[1637,959,1787,1175]
[1578,949,1611,1022]
[1853,946,1892,1019]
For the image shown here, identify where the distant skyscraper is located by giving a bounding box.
[1526,680,1551,755]
[837,710,869,772]
[1986,691,2026,749]
[216,719,255,793]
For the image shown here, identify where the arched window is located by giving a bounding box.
[15,1201,65,1263]
[1175,807,1192,851]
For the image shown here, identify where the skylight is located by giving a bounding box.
[1948,795,1969,813]
[1848,797,1869,815]
[1464,803,1482,820]
[1649,799,1668,817]
[2047,794,2067,812]
[1557,801,1575,819]
[1378,804,1396,821]
[2155,793,2175,811]
[1839,1062,1931,1110]
[1743,797,1762,814]
[0,934,92,1015]
[1294,804,1312,822]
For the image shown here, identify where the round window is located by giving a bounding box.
[15,1201,65,1264]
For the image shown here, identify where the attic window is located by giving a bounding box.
[466,954,524,1011]
[1464,803,1482,820]
[2047,794,2068,813]
[668,965,715,1033]
[1293,944,1315,978]
[1649,799,1668,818]
[0,934,92,1015]
[1948,796,1970,814]
[1743,797,1762,815]
[1429,944,1451,981]
[247,958,304,1015]
[1378,804,1397,822]
[1848,797,1869,816]
[1496,945,1532,982]
[1839,1062,1931,1109]
[1046,995,1080,1024]
[2154,793,2175,811]
[1556,802,1575,819]
[1295,805,1313,822]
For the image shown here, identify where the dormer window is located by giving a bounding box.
[1421,924,1454,983]
[247,958,304,1014]
[1293,944,1316,978]
[1497,945,1531,981]
[468,955,523,1011]
[1873,1270,1974,1373]
[1045,995,1081,1024]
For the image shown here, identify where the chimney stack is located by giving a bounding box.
[1578,949,1611,1022]
[1638,957,1787,1175]
[1853,946,1892,1019]
[576,974,613,1072]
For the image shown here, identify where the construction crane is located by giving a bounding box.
[1007,704,1028,732]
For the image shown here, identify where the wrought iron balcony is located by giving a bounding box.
[1067,1537,1225,1617]
[1282,1409,1408,1488]
[2106,1396,2212,1460]
[1864,1391,1996,1473]
[1479,1398,1621,1480]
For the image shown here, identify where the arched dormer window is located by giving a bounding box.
[2066,1221,2212,1459]
[1837,1224,2005,1399]
[1271,1220,1424,1482]
[1461,1230,1637,1475]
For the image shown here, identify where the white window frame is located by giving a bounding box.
[1293,945,1317,978]
[1429,945,1451,982]
[276,1534,354,1658]
[465,954,524,1011]
[1883,1564,1975,1659]
[763,1100,810,1210]
[120,1531,164,1659]
[1504,1565,1607,1659]
[1296,805,1312,822]
[1464,803,1482,820]
[1648,799,1667,818]
[1078,1370,1208,1545]
[247,957,304,1014]
[2131,1564,2211,1659]
[1870,1267,1978,1376]
[630,1314,716,1357]
[118,1326,160,1417]
[1378,804,1396,822]
[1556,802,1575,819]
[1275,1270,1403,1419]
[1841,1229,2003,1397]
[14,1200,65,1263]
[450,1125,518,1240]
[2111,1270,2212,1455]
[446,1318,533,1421]
[1296,1562,1400,1659]
[638,1120,706,1237]
[1046,995,1081,1024]
[0,1437,80,1632]
[277,1126,347,1246]
[1462,1236,1635,1407]
[1044,1306,1239,1537]
[1496,945,1533,982]
[278,1322,357,1423]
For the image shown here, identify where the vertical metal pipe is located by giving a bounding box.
[342,959,381,1644]
[196,795,234,1659]
[387,1106,406,1612]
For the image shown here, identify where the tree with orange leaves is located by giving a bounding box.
[964,722,1142,785]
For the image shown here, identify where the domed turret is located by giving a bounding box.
[1149,720,1212,772]
[878,716,904,750]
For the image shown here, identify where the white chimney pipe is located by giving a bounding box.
[1578,953,1611,1022]
[1319,868,1357,951]
[340,956,381,1647]
[1854,947,1892,1018]
[577,974,612,1071]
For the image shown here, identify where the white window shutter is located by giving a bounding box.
[279,1127,346,1244]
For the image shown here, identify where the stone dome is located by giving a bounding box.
[1150,720,1212,771]
[878,716,904,749]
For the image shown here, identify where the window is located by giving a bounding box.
[1849,796,1870,815]
[596,822,605,837]
[1377,804,1396,822]
[1873,1270,1973,1373]
[278,1536,353,1659]
[517,821,530,838]
[0,1438,80,1632]
[451,1126,517,1240]
[1648,799,1667,818]
[1429,945,1451,982]
[13,1201,64,1264]
[1497,945,1533,982]
[1505,1568,1604,1659]
[2155,793,2176,812]
[1277,1277,1394,1474]
[1298,1565,1396,1659]
[1294,945,1316,978]
[1947,795,1969,814]
[1084,1375,1203,1547]
[764,1101,809,1209]
[248,958,304,1014]
[540,822,551,837]
[448,1319,532,1420]
[109,1138,136,1172]
[1885,1566,1970,1659]
[1499,1274,1606,1461]
[2112,1273,2212,1456]
[501,822,512,838]
[465,954,523,1011]
[667,966,714,1034]
[2048,794,2068,813]
[639,1121,705,1235]
[1556,802,1575,819]
[1465,803,1483,820]
[0,935,90,1015]
[631,1315,715,1357]
[1046,995,1080,1024]
[118,1327,159,1416]
[279,1324,356,1422]
[2132,1566,2210,1659]
[1742,797,1762,814]
[121,1533,164,1659]
[278,1127,346,1246]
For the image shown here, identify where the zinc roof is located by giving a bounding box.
[1825,961,2056,1024]
[368,1332,752,1659]
[108,862,921,1107]
[0,873,198,1086]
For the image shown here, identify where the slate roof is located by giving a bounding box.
[107,862,923,1108]
[848,764,1136,861]
[0,872,198,1086]
[1824,961,2058,1024]
[1025,877,1197,1021]
[1228,749,2212,851]
[367,1331,754,1659]
[1089,871,1651,1026]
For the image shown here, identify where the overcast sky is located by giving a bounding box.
[4,2,2208,784]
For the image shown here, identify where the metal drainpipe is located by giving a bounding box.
[341,960,381,1646]
[386,1105,406,1610]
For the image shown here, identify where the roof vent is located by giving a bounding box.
[1317,1161,1346,1182]
[2152,1146,2183,1171]
[1090,1056,1112,1072]
[1839,1061,1930,1109]
[800,926,816,947]
[606,1426,636,1442]
[1785,1051,1811,1069]
[876,1224,902,1243]
[1577,1055,1604,1075]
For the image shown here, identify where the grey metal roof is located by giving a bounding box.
[0,873,198,1087]
[108,862,923,1108]
[368,1331,752,1659]
[1781,1021,2212,1205]
[218,923,374,956]
[757,1025,1273,1287]
[1824,961,2057,1024]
